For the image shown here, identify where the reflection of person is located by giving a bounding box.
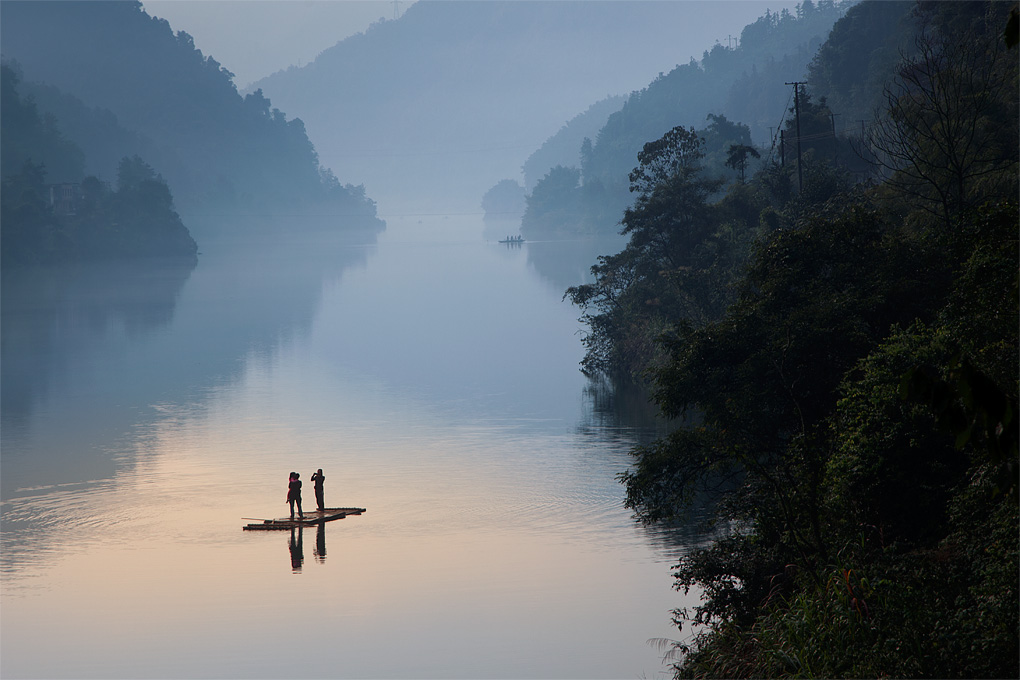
[287,472,303,519]
[310,469,325,511]
[314,522,327,563]
[289,526,304,572]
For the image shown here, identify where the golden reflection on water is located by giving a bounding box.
[3,412,689,678]
[1,222,693,678]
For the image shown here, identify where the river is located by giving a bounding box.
[1,214,698,679]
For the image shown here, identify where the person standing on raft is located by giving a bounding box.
[287,471,304,519]
[310,469,325,512]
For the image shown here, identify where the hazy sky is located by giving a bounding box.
[142,0,798,90]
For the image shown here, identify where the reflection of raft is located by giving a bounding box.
[242,507,366,530]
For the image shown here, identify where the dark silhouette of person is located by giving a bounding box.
[287,471,303,519]
[289,526,304,572]
[311,468,325,511]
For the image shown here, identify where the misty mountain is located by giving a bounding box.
[521,0,857,236]
[249,0,780,214]
[13,73,160,188]
[1,64,198,264]
[0,65,85,186]
[0,0,382,233]
[806,0,917,128]
[521,95,625,192]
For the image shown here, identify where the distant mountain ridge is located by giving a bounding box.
[250,0,799,214]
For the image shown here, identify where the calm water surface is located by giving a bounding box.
[1,215,697,679]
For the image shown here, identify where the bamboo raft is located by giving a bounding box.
[242,507,366,530]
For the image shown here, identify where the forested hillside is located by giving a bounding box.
[0,0,381,230]
[520,95,625,192]
[565,2,1018,676]
[522,0,860,236]
[1,64,197,264]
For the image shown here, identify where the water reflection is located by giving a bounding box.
[287,523,329,570]
[526,234,628,291]
[289,526,304,572]
[0,256,196,430]
[314,523,327,563]
[1,257,198,504]
[1,228,378,503]
[577,373,721,560]
[1,225,380,596]
[1,217,703,679]
[581,375,667,435]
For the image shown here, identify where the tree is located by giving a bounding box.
[566,126,734,377]
[116,155,174,213]
[620,129,724,313]
[865,4,1019,225]
[627,125,704,196]
[521,165,582,236]
[1,160,56,265]
[725,143,760,183]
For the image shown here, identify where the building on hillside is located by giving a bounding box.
[47,183,83,216]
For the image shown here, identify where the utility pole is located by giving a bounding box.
[785,81,804,192]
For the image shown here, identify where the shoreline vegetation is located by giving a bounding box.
[565,2,1018,677]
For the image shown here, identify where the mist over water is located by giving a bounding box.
[0,2,769,673]
[1,214,697,679]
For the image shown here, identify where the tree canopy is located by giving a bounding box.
[567,3,1018,677]
[1,65,197,265]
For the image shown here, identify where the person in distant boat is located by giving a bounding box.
[287,471,303,519]
[310,468,325,512]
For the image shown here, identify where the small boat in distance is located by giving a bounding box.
[499,235,525,244]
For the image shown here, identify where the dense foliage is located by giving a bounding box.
[0,63,83,184]
[1,65,196,264]
[568,2,1018,677]
[528,114,754,241]
[564,112,789,378]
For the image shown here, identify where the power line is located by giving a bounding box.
[763,87,795,167]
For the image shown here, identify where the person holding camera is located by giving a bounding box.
[310,469,325,512]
